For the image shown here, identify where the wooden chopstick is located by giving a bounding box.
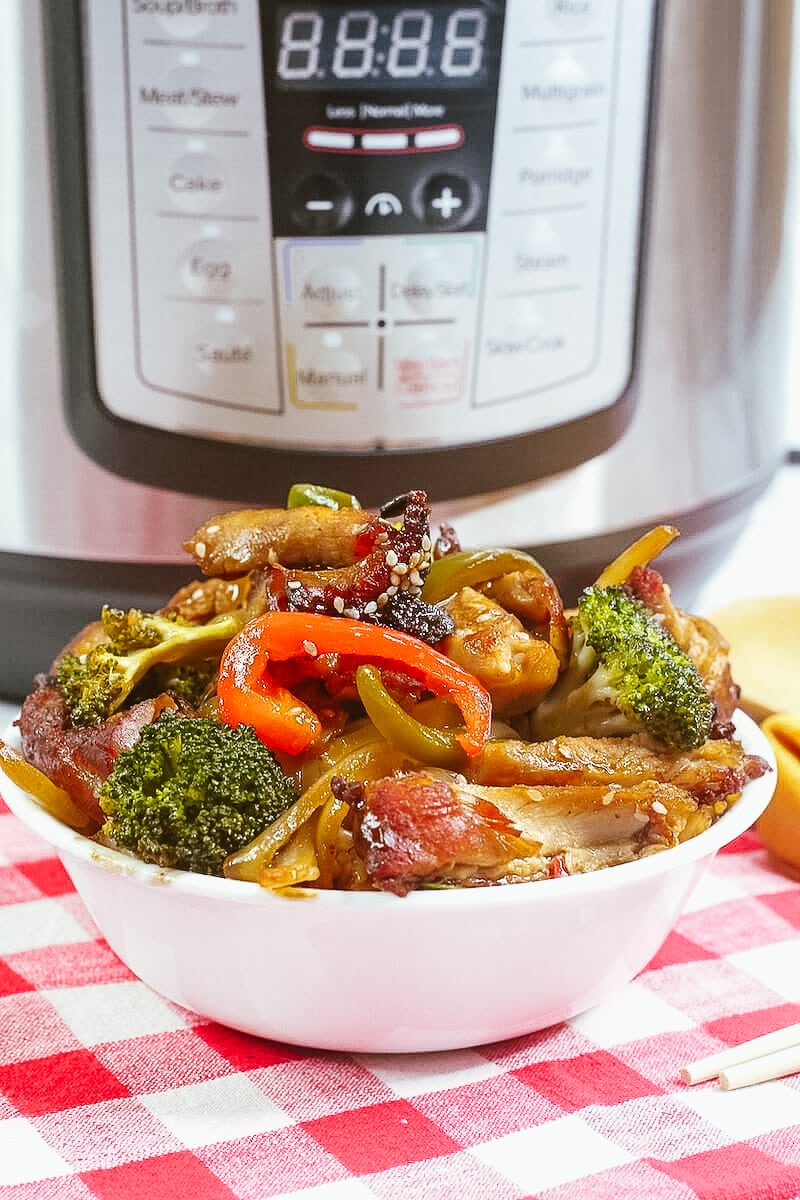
[681,1022,800,1089]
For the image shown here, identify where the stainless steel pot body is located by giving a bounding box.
[0,0,793,697]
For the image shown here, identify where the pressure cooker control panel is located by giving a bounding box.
[84,0,657,451]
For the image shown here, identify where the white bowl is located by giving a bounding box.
[2,713,775,1053]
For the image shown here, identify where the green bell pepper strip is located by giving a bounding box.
[216,611,492,758]
[421,547,547,605]
[286,483,362,510]
[355,664,467,769]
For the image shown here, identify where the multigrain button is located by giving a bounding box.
[168,152,225,211]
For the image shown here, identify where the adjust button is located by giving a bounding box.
[291,175,354,233]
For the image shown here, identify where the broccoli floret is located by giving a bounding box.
[532,585,715,750]
[58,606,244,726]
[99,712,296,874]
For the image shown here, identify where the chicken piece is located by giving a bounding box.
[345,768,704,895]
[161,575,250,623]
[18,683,180,826]
[471,733,770,805]
[484,569,571,667]
[442,586,560,715]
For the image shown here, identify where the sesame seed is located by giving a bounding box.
[332,595,345,613]
[286,579,302,590]
[386,585,398,596]
[421,535,432,551]
[651,800,668,815]
[385,549,399,568]
[344,607,360,619]
[393,562,409,576]
[364,600,378,614]
[302,640,318,657]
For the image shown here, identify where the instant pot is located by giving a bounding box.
[0,0,793,698]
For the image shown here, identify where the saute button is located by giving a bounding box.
[192,315,255,374]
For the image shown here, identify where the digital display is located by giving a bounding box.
[275,6,491,89]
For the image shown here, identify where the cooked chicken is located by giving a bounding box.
[442,586,560,716]
[344,768,706,895]
[471,733,770,804]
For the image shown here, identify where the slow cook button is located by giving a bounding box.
[180,238,235,294]
[168,152,225,211]
[476,301,572,400]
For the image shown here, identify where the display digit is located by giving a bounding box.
[386,10,433,79]
[332,10,379,79]
[277,11,324,81]
[441,8,486,78]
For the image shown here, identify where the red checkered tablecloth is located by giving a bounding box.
[2,791,800,1200]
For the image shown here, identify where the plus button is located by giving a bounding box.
[431,186,462,221]
[419,173,474,228]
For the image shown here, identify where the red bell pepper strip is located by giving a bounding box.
[216,611,492,758]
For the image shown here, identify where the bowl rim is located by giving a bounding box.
[1,711,776,910]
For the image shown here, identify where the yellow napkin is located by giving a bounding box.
[758,714,800,877]
[708,596,800,722]
[708,597,800,876]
